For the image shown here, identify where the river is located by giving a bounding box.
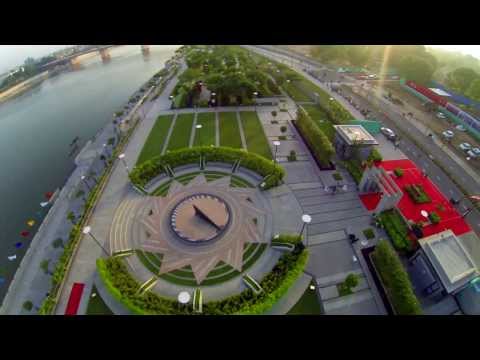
[0,45,180,301]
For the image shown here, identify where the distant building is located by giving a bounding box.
[333,124,378,160]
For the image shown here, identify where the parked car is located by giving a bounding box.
[442,130,454,139]
[456,124,467,132]
[436,112,446,119]
[380,127,396,140]
[471,147,480,157]
[459,142,472,151]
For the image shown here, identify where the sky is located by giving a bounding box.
[0,45,71,74]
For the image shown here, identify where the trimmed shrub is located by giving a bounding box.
[372,240,422,315]
[404,184,431,204]
[367,148,383,163]
[332,172,343,181]
[379,209,411,251]
[394,168,404,177]
[287,150,297,162]
[363,228,375,239]
[342,159,363,184]
[130,146,285,190]
[280,125,287,133]
[295,107,334,167]
[97,248,309,315]
[429,211,441,224]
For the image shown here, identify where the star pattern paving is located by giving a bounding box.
[140,174,267,284]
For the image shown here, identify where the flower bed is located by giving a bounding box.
[130,147,285,190]
[404,184,431,204]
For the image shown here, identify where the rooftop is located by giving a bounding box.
[429,88,451,97]
[419,230,478,294]
[334,124,379,146]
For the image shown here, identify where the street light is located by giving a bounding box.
[81,175,92,192]
[299,214,312,246]
[253,91,258,112]
[82,226,109,256]
[273,140,281,164]
[196,124,203,129]
[118,153,129,175]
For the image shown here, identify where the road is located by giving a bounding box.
[245,45,480,236]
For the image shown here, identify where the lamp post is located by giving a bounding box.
[82,226,109,256]
[169,95,174,112]
[299,214,312,246]
[118,153,129,175]
[273,140,281,164]
[103,143,110,158]
[211,92,217,110]
[253,91,258,112]
[81,175,92,192]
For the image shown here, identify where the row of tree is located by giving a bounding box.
[0,55,57,91]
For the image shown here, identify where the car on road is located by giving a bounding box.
[436,112,447,119]
[456,124,467,132]
[442,130,454,139]
[380,127,396,140]
[459,142,472,152]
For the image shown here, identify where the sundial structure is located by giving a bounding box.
[138,174,267,284]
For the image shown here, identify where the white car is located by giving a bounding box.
[442,130,454,139]
[456,124,467,132]
[459,142,472,151]
[471,147,480,156]
[380,127,396,140]
[436,112,446,119]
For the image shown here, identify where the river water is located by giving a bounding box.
[0,45,180,301]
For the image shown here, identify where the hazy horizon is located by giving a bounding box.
[0,45,72,74]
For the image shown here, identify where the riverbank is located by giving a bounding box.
[0,46,182,314]
[0,70,50,104]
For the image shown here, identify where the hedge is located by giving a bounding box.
[295,107,334,167]
[367,148,383,163]
[342,159,363,184]
[378,209,412,252]
[97,246,309,315]
[404,184,431,204]
[130,146,285,190]
[371,240,422,315]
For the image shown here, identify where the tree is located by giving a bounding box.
[67,211,76,224]
[446,67,480,93]
[22,301,33,311]
[465,78,480,101]
[107,137,115,146]
[344,273,359,289]
[397,55,435,85]
[52,238,64,249]
[40,259,51,275]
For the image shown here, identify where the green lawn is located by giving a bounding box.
[301,104,336,141]
[283,82,311,102]
[194,112,216,147]
[240,112,272,159]
[287,280,323,315]
[86,285,113,315]
[219,112,243,148]
[136,115,174,165]
[166,113,195,151]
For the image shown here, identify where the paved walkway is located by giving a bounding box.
[53,61,187,314]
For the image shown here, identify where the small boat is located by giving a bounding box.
[69,136,80,147]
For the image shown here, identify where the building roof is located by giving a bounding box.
[334,125,379,146]
[429,88,451,97]
[419,230,479,294]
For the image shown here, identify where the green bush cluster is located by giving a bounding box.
[287,150,297,162]
[394,167,404,177]
[97,248,309,315]
[428,211,441,224]
[372,240,422,315]
[130,147,285,190]
[363,228,375,240]
[379,210,411,252]
[404,184,431,204]
[341,159,363,184]
[295,107,334,167]
[367,148,383,163]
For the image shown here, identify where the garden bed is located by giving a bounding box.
[404,184,431,204]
